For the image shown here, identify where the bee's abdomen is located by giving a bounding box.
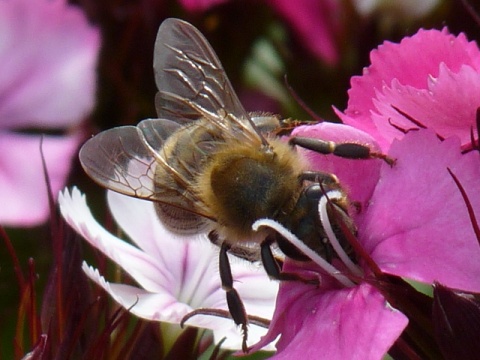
[154,202,210,235]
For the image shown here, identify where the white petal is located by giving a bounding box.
[82,262,187,321]
[83,262,275,350]
[107,190,173,258]
[106,191,279,320]
[59,187,168,292]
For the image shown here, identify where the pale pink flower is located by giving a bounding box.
[0,0,99,226]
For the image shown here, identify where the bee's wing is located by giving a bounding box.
[79,118,188,203]
[154,18,264,145]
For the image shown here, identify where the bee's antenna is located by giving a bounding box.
[246,114,270,147]
[284,75,323,123]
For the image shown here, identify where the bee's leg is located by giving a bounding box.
[209,230,260,262]
[299,170,340,186]
[290,137,395,165]
[219,242,249,353]
[260,237,318,285]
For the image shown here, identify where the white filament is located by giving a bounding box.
[252,219,355,288]
[318,190,363,277]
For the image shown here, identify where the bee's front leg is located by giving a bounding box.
[260,237,319,285]
[219,242,249,353]
[290,137,395,165]
[299,170,339,185]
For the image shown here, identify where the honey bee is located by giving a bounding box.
[79,18,391,352]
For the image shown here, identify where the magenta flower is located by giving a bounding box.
[250,121,480,358]
[257,27,480,358]
[178,0,342,65]
[266,0,342,65]
[59,187,279,350]
[0,0,99,226]
[336,28,480,152]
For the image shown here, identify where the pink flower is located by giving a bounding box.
[250,122,480,358]
[59,188,279,350]
[336,28,480,152]
[259,27,480,358]
[0,0,99,226]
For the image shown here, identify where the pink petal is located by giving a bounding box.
[0,131,80,226]
[268,0,341,64]
[371,65,480,150]
[251,262,408,359]
[359,130,480,292]
[344,28,480,118]
[338,28,480,150]
[0,0,100,129]
[292,122,383,206]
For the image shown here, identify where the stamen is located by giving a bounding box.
[252,219,355,287]
[318,191,363,277]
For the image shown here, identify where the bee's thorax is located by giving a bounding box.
[196,139,305,243]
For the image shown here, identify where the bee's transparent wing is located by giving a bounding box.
[137,118,180,153]
[80,119,215,230]
[79,119,184,202]
[154,18,263,144]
